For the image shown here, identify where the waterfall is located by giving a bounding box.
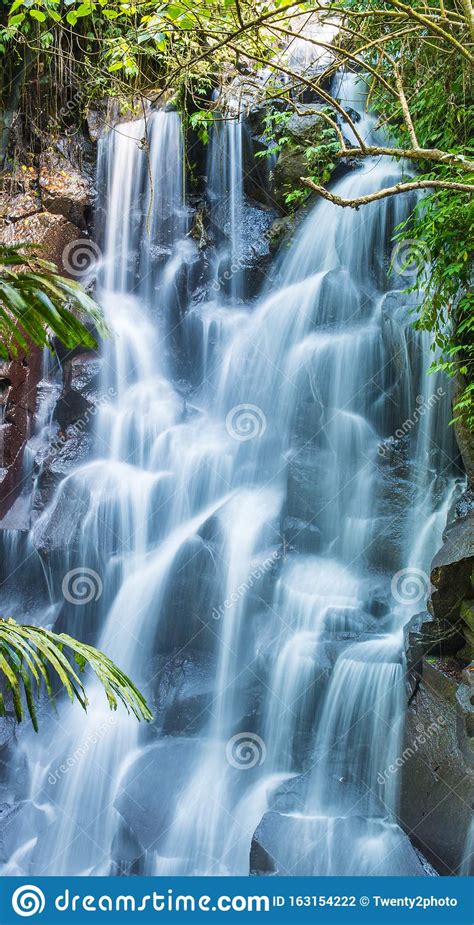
[207,106,244,302]
[0,77,460,877]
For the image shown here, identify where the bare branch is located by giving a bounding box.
[226,42,367,149]
[394,64,419,147]
[301,176,474,208]
[386,0,474,61]
[336,146,474,172]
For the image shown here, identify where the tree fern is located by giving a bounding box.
[0,244,108,359]
[0,618,152,730]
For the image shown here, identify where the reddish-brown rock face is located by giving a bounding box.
[39,150,91,229]
[0,156,93,516]
[0,349,42,518]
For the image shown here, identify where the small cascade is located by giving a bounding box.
[207,105,245,302]
[0,75,461,878]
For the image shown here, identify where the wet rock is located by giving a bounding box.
[250,812,429,876]
[154,534,223,654]
[242,127,274,207]
[207,199,277,299]
[400,661,474,874]
[286,103,328,146]
[114,738,199,855]
[454,486,474,520]
[54,390,93,432]
[156,651,217,735]
[86,100,112,142]
[32,465,90,554]
[1,211,86,279]
[272,148,308,211]
[283,515,322,554]
[0,350,41,518]
[266,215,296,252]
[0,716,16,751]
[430,511,474,639]
[39,151,91,228]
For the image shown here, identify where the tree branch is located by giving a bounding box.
[301,176,474,208]
[336,145,474,172]
[386,0,474,61]
[394,64,419,148]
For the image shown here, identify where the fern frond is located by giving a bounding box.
[0,243,108,357]
[0,619,152,729]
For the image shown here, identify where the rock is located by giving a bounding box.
[242,130,274,207]
[250,811,429,876]
[54,389,93,432]
[86,100,112,143]
[430,511,474,648]
[283,515,322,554]
[53,354,100,431]
[156,651,218,735]
[272,148,308,211]
[0,166,41,224]
[286,103,328,146]
[454,486,474,520]
[266,215,295,252]
[1,211,86,279]
[114,738,199,856]
[0,350,41,518]
[207,198,278,299]
[154,533,223,654]
[0,716,16,750]
[399,662,474,874]
[39,150,91,228]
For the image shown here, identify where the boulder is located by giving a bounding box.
[272,148,308,211]
[286,103,329,146]
[430,511,474,637]
[114,738,200,856]
[399,660,474,874]
[156,651,217,735]
[0,349,41,518]
[250,811,429,876]
[1,211,87,279]
[39,150,91,228]
[54,389,93,432]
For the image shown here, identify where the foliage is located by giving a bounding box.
[397,185,474,427]
[363,36,473,427]
[0,617,153,730]
[0,244,108,359]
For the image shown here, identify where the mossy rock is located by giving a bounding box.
[286,104,329,146]
[272,147,308,211]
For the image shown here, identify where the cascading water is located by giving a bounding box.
[0,76,460,877]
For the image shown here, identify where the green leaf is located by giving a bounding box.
[75,2,94,16]
[0,618,152,729]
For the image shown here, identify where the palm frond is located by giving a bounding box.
[0,243,108,359]
[0,618,152,730]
